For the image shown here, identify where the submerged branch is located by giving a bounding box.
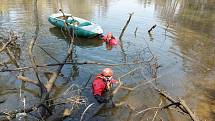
[0,60,148,72]
[5,48,20,68]
[44,20,76,113]
[80,103,95,121]
[37,45,61,63]
[152,100,162,121]
[112,67,140,95]
[153,86,199,121]
[17,75,39,86]
[0,39,14,53]
[136,107,160,116]
[179,99,200,121]
[134,27,138,37]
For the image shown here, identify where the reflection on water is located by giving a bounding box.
[155,0,215,120]
[0,0,215,120]
[49,27,103,48]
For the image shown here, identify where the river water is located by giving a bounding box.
[0,0,214,121]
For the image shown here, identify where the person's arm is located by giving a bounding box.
[102,35,107,42]
[110,79,119,84]
[98,34,104,40]
[106,79,119,90]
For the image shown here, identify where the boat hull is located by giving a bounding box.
[48,13,103,38]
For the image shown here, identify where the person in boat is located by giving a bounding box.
[92,68,119,104]
[102,32,118,45]
[66,17,79,26]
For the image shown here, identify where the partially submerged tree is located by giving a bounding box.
[0,10,200,121]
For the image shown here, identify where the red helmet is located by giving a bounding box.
[107,32,113,38]
[102,68,113,77]
[107,32,112,35]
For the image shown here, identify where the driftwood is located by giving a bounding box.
[130,70,200,121]
[116,78,200,121]
[179,99,200,121]
[153,87,199,121]
[119,12,134,40]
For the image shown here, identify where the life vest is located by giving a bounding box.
[92,74,107,96]
[102,36,118,45]
[92,74,118,96]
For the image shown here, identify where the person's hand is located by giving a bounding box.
[115,80,119,84]
[107,81,112,90]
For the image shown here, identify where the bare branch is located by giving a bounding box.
[136,107,160,116]
[112,67,140,95]
[36,45,61,63]
[5,48,19,68]
[119,12,134,40]
[45,72,58,92]
[0,39,14,53]
[80,103,95,121]
[179,99,200,121]
[148,25,157,33]
[0,61,148,72]
[151,100,162,121]
[28,0,45,96]
[17,75,39,86]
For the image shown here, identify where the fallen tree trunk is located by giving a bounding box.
[154,87,200,121]
[155,88,188,113]
[179,98,200,121]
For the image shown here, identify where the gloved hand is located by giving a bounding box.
[106,81,112,90]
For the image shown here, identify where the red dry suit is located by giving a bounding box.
[102,35,118,45]
[92,74,117,96]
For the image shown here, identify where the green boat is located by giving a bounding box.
[48,13,103,38]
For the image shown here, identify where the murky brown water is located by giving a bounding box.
[0,0,215,120]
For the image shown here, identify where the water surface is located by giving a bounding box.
[0,0,215,120]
